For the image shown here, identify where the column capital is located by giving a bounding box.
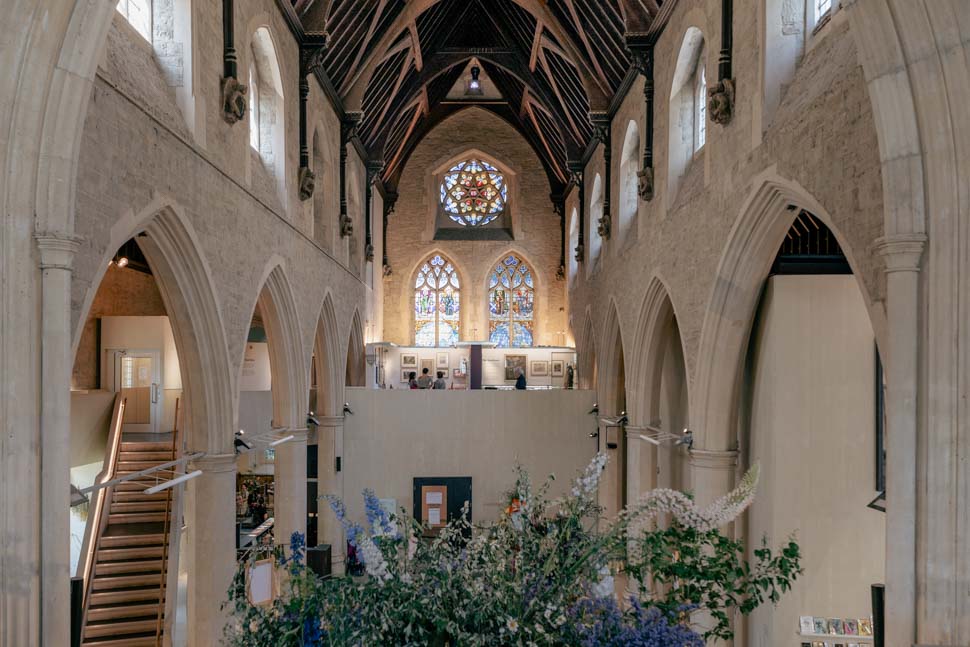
[34,231,82,271]
[873,233,927,273]
[315,416,345,429]
[191,453,237,474]
[689,448,739,471]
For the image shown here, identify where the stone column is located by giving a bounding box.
[186,453,237,647]
[35,232,81,647]
[874,234,924,646]
[316,416,345,574]
[274,428,309,547]
[689,448,739,508]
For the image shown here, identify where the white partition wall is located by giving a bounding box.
[744,275,885,644]
[340,389,596,525]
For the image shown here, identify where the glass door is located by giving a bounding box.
[112,350,161,434]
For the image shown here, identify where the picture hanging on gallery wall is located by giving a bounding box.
[436,352,449,370]
[504,354,527,380]
[401,353,418,369]
[421,358,435,375]
[402,370,413,383]
[531,360,549,376]
[551,360,565,377]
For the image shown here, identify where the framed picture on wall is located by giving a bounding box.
[436,352,449,370]
[531,360,549,376]
[420,358,435,375]
[504,355,527,381]
[551,360,565,377]
[402,370,413,383]
[401,353,418,369]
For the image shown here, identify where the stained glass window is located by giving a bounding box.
[488,254,535,348]
[414,254,461,347]
[440,159,508,226]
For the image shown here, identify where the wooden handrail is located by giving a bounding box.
[78,395,127,626]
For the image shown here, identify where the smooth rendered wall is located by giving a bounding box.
[744,275,884,644]
[341,389,597,526]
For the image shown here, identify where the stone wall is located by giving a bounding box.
[383,108,566,346]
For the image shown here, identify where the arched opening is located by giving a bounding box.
[667,27,707,199]
[236,266,308,562]
[598,304,627,520]
[619,120,641,238]
[69,207,235,646]
[347,162,362,277]
[738,211,884,644]
[587,173,604,273]
[249,27,286,203]
[345,311,366,387]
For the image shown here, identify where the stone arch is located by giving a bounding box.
[667,25,708,199]
[618,120,641,239]
[597,299,627,417]
[576,308,598,390]
[246,260,308,431]
[691,170,878,453]
[247,22,287,204]
[74,199,235,454]
[312,292,344,417]
[345,308,366,387]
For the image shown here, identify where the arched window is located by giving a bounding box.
[414,254,461,347]
[695,65,707,151]
[440,159,508,226]
[667,27,707,196]
[117,0,152,41]
[588,174,603,270]
[618,121,640,235]
[568,207,579,285]
[488,255,535,348]
[248,62,260,151]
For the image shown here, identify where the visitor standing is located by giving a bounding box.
[514,367,527,390]
[417,367,433,389]
[433,371,447,390]
[408,371,418,389]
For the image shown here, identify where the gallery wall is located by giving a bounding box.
[380,346,577,389]
[743,275,884,644]
[341,388,597,528]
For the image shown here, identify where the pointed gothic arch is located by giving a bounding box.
[345,309,366,387]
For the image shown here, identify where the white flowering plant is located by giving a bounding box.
[223,456,800,645]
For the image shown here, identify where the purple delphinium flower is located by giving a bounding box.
[566,595,703,646]
[362,488,397,538]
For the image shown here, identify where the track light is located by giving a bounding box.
[343,403,354,415]
[115,256,128,268]
[307,413,321,427]
[588,403,599,415]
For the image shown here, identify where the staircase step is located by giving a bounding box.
[110,501,168,514]
[111,491,170,503]
[92,572,165,590]
[113,480,161,492]
[108,512,167,524]
[89,586,163,606]
[95,559,164,576]
[117,451,174,462]
[87,602,163,622]
[99,533,165,549]
[83,617,160,639]
[82,634,160,646]
[120,441,173,453]
[97,545,165,561]
[116,461,173,472]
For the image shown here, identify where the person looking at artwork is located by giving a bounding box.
[433,371,447,390]
[408,371,418,389]
[514,367,527,390]
[417,367,434,389]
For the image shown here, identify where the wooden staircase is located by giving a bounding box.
[80,407,180,646]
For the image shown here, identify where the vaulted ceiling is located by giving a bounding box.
[289,0,672,195]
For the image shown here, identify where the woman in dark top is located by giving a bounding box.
[514,367,527,390]
[408,371,418,389]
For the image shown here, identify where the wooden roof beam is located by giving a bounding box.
[560,0,611,91]
[408,21,424,71]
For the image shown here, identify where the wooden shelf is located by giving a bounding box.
[797,632,873,642]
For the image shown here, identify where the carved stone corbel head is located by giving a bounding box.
[708,78,735,126]
[556,264,566,281]
[574,243,585,264]
[597,214,612,239]
[365,244,375,262]
[298,167,316,201]
[221,77,248,125]
[637,165,654,202]
[383,263,393,277]
[340,213,354,238]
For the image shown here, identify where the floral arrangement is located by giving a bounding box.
[224,456,800,645]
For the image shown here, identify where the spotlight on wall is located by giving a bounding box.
[588,430,599,439]
[588,403,599,415]
[115,256,129,268]
[675,429,694,448]
[343,403,354,415]
[234,429,253,453]
[307,413,321,427]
